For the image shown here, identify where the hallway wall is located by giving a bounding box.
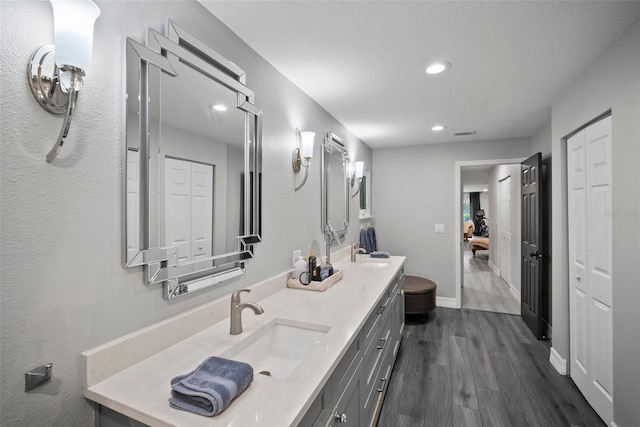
[372,138,531,301]
[550,21,640,426]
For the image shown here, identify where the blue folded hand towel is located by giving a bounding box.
[370,251,390,258]
[169,356,253,417]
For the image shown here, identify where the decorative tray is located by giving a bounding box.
[286,270,343,292]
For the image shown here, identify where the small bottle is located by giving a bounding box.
[294,256,307,283]
[308,250,318,281]
[319,256,332,281]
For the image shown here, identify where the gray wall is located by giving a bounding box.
[531,118,552,157]
[372,138,531,299]
[0,1,371,425]
[550,22,640,426]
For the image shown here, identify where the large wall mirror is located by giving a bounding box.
[321,132,350,248]
[124,21,262,299]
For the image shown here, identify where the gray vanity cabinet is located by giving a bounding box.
[299,267,405,427]
[299,333,363,427]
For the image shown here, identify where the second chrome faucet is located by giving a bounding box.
[230,289,264,335]
[351,242,367,262]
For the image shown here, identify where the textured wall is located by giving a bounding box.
[0,1,371,425]
[372,138,531,300]
[550,22,640,426]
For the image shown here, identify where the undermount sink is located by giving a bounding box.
[356,255,391,267]
[222,318,330,379]
[359,261,391,268]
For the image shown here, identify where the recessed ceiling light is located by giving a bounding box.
[432,125,446,131]
[426,61,451,75]
[212,104,227,112]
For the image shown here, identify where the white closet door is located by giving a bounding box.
[165,158,192,263]
[568,130,589,396]
[190,163,213,260]
[568,115,613,424]
[499,177,512,285]
[585,117,613,423]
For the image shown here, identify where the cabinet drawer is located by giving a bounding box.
[328,333,362,404]
[362,291,390,353]
[363,333,393,427]
[391,269,404,297]
[363,315,391,387]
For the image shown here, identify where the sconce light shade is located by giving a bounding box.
[355,161,364,179]
[300,131,315,159]
[50,0,101,73]
[27,0,100,163]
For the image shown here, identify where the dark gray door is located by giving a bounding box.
[521,153,545,339]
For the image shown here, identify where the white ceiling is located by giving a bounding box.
[199,1,640,149]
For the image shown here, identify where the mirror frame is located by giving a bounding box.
[321,132,350,247]
[124,21,263,299]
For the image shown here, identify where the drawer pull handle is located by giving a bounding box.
[377,377,387,392]
[334,411,347,423]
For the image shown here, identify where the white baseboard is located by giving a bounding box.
[436,296,458,308]
[508,283,521,301]
[549,347,567,375]
[488,259,500,275]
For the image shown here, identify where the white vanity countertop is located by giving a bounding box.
[84,255,405,427]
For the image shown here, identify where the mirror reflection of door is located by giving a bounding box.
[165,158,213,264]
[327,150,348,230]
[159,58,245,261]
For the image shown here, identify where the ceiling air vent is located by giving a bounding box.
[454,131,476,136]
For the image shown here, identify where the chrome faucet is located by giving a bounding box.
[351,242,367,262]
[230,289,264,335]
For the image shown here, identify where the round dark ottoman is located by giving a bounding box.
[404,276,437,322]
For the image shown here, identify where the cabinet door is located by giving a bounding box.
[329,361,363,427]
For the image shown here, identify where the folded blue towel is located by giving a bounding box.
[169,356,253,417]
[370,251,390,258]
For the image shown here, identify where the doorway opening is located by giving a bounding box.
[455,158,526,314]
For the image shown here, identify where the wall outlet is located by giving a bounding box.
[435,224,445,234]
[292,249,302,267]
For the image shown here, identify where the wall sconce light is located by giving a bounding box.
[292,129,315,191]
[350,161,364,197]
[27,0,101,163]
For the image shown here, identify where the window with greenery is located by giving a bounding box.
[463,201,470,221]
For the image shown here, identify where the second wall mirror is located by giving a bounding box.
[124,21,263,299]
[321,132,350,248]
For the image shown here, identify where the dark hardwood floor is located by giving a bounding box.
[378,308,606,427]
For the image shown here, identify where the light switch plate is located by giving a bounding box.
[435,224,445,234]
[292,249,302,267]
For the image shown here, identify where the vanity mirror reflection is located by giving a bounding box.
[124,21,262,299]
[321,132,350,250]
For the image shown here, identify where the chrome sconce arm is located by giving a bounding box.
[350,161,364,197]
[27,0,100,163]
[293,129,315,191]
